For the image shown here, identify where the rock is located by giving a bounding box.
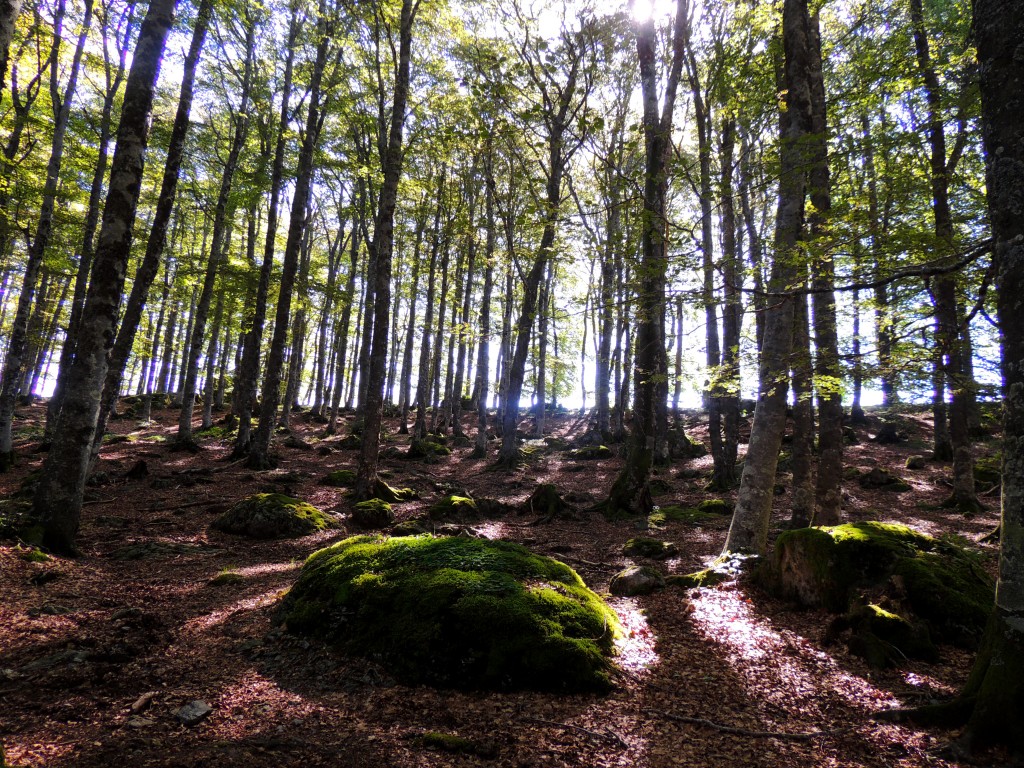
[211,493,335,539]
[125,460,149,479]
[872,422,908,444]
[769,521,993,647]
[127,716,156,728]
[905,455,927,470]
[321,469,356,487]
[610,565,666,596]
[175,700,212,726]
[339,434,362,450]
[391,518,430,536]
[623,537,678,560]
[351,499,395,529]
[696,498,732,515]
[407,440,451,460]
[858,467,911,492]
[280,535,619,691]
[428,494,479,521]
[826,604,938,668]
[567,445,612,460]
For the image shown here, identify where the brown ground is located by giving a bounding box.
[0,402,1005,767]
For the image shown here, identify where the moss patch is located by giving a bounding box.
[408,440,451,459]
[429,495,479,521]
[321,469,356,487]
[352,499,395,529]
[648,505,715,527]
[623,537,678,560]
[418,732,496,758]
[770,522,993,646]
[697,498,732,515]
[211,493,333,539]
[567,444,613,460]
[0,499,34,540]
[279,534,620,691]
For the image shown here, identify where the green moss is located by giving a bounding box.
[648,505,714,527]
[211,493,332,539]
[567,445,612,460]
[428,494,479,521]
[352,499,395,529]
[623,537,678,559]
[697,498,732,515]
[18,547,50,563]
[280,535,620,691]
[321,469,357,487]
[0,499,34,540]
[771,522,993,645]
[973,456,1001,487]
[209,569,245,587]
[666,568,729,589]
[408,440,451,459]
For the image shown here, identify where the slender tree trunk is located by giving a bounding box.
[807,9,843,525]
[790,289,814,529]
[472,153,496,458]
[412,174,444,444]
[603,2,686,515]
[354,0,418,500]
[397,214,424,433]
[249,10,329,469]
[31,0,176,554]
[724,0,813,555]
[176,14,256,448]
[91,0,212,457]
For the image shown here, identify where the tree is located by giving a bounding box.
[955,0,1024,750]
[354,0,419,499]
[601,0,686,517]
[723,0,815,554]
[30,0,177,555]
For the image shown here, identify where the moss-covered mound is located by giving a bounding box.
[321,469,356,487]
[211,493,333,539]
[770,522,993,646]
[407,440,451,459]
[567,444,613,460]
[428,494,479,521]
[826,604,938,668]
[279,534,620,691]
[623,537,678,560]
[352,499,394,529]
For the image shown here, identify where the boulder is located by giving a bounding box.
[769,521,993,647]
[279,535,619,691]
[905,455,927,470]
[609,565,666,596]
[623,537,678,560]
[351,499,395,530]
[428,494,479,521]
[857,467,911,491]
[211,493,333,539]
[321,469,356,487]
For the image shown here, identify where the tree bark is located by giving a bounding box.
[31,0,176,555]
[723,0,813,555]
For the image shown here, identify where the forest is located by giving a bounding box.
[0,0,1022,765]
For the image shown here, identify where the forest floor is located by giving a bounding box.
[0,402,1007,768]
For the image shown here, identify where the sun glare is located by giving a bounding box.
[631,0,654,23]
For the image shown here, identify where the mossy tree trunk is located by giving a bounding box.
[790,288,814,529]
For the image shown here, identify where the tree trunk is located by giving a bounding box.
[790,289,814,529]
[958,0,1024,748]
[602,2,686,515]
[724,0,813,555]
[354,0,418,500]
[31,0,176,554]
[249,8,329,469]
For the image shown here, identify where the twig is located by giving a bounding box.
[556,553,619,571]
[523,716,629,749]
[82,497,117,506]
[144,497,233,512]
[646,708,843,740]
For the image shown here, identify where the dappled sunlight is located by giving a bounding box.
[232,561,303,577]
[609,597,660,675]
[182,588,285,633]
[472,520,510,539]
[688,586,901,713]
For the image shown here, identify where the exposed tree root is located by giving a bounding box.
[647,709,845,740]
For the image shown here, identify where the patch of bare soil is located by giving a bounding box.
[0,403,1004,767]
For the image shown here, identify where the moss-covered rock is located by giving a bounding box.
[352,499,395,529]
[697,498,732,515]
[837,604,938,668]
[211,493,333,539]
[905,455,927,470]
[973,456,1001,487]
[665,552,753,590]
[391,518,431,536]
[408,440,451,459]
[321,469,356,487]
[418,732,497,758]
[609,565,665,596]
[567,445,613,460]
[648,505,715,527]
[857,467,911,491]
[770,522,993,646]
[279,535,620,691]
[623,537,678,560]
[428,494,479,521]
